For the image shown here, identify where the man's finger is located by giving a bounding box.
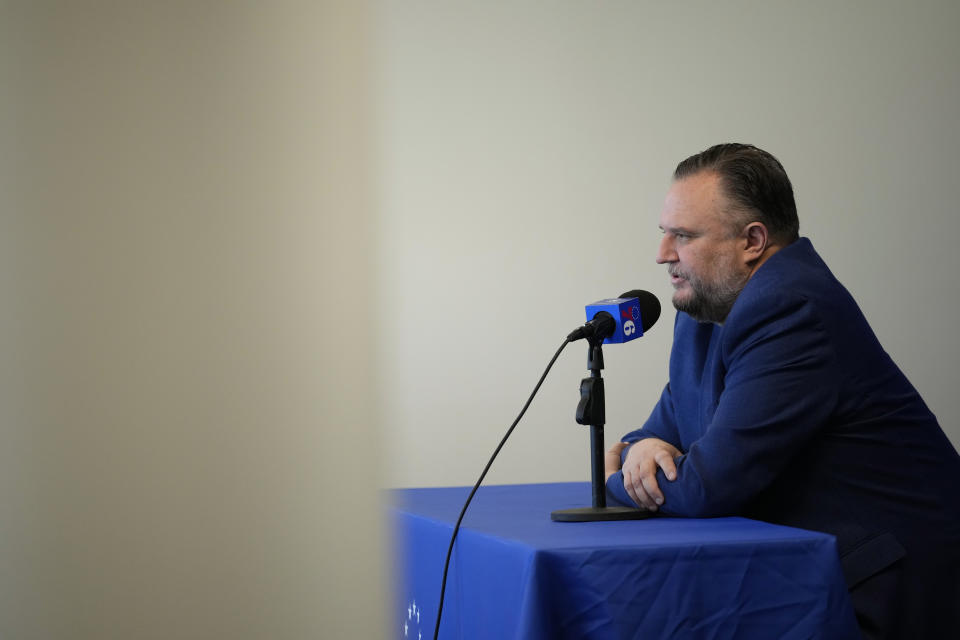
[626,468,658,511]
[654,450,678,481]
[639,471,664,507]
[623,468,639,505]
[623,469,647,509]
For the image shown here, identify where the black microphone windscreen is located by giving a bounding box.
[619,289,661,332]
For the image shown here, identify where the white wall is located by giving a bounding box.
[378,1,960,489]
[2,3,383,638]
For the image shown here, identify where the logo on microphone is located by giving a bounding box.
[621,304,640,337]
[621,305,641,321]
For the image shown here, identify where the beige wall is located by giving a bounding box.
[2,2,382,638]
[378,0,960,489]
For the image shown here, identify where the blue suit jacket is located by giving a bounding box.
[608,238,960,635]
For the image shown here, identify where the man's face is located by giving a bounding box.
[657,171,751,324]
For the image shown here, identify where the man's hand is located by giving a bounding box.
[605,441,629,483]
[620,438,681,512]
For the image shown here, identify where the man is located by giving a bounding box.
[604,144,960,639]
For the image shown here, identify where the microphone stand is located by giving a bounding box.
[551,336,650,522]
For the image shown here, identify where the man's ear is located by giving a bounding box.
[742,222,769,263]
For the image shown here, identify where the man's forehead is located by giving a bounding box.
[668,171,726,205]
[660,172,731,228]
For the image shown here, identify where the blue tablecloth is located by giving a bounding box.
[390,482,859,640]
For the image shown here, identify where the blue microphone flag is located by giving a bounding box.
[585,297,645,344]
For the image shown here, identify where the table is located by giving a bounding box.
[390,482,859,640]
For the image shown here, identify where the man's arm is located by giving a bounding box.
[645,294,839,517]
[605,439,680,511]
[605,381,684,510]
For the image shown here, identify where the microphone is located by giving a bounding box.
[567,289,661,343]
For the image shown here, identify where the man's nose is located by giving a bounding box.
[656,235,676,264]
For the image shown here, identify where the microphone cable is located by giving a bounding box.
[432,337,571,640]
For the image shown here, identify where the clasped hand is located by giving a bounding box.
[605,438,681,512]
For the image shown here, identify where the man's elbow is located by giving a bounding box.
[660,478,743,518]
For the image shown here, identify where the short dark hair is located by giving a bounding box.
[673,143,799,244]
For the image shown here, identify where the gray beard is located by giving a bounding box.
[672,273,746,324]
